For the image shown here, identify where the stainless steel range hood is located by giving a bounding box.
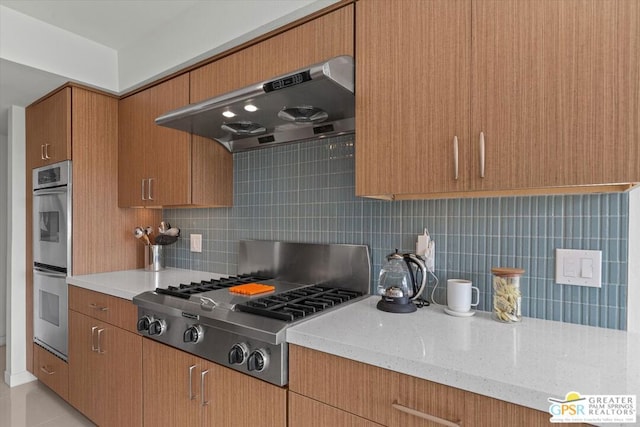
[155,55,354,152]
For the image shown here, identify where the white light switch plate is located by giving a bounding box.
[555,249,602,287]
[190,234,202,253]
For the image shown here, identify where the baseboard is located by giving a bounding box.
[4,369,36,387]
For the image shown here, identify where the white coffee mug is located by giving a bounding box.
[447,279,480,313]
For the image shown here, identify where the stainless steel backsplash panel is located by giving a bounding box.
[238,240,371,294]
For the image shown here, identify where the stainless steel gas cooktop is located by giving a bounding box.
[133,240,370,386]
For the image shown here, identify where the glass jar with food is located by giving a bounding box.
[491,267,525,323]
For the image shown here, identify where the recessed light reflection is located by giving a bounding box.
[222,111,236,118]
[244,104,258,112]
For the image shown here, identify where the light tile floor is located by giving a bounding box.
[0,346,95,427]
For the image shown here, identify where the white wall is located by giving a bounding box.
[117,0,339,91]
[0,5,118,92]
[628,187,640,333]
[0,134,7,346]
[4,106,35,386]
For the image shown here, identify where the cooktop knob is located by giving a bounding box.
[148,319,166,336]
[228,343,248,365]
[183,325,203,344]
[136,315,153,333]
[247,349,268,372]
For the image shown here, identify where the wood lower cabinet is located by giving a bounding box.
[68,289,142,427]
[33,343,69,401]
[289,392,383,427]
[289,345,583,427]
[143,338,286,427]
[118,74,232,208]
[355,0,640,200]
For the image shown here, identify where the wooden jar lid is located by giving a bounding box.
[491,267,525,277]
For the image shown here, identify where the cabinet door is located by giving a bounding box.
[355,0,471,199]
[68,310,102,424]
[26,87,72,167]
[119,75,191,207]
[143,339,202,427]
[206,363,287,427]
[472,0,640,191]
[190,5,353,103]
[101,325,142,427]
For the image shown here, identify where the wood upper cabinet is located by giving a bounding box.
[119,74,233,208]
[355,0,471,199]
[26,87,71,167]
[119,75,191,207]
[68,290,142,427]
[190,5,353,103]
[471,0,640,191]
[356,0,640,200]
[143,338,286,427]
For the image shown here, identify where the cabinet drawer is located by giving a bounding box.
[289,345,464,427]
[33,343,69,401]
[289,392,383,427]
[69,286,138,333]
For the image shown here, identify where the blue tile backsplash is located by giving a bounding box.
[164,135,629,330]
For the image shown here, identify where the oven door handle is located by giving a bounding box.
[33,267,66,279]
[33,188,68,197]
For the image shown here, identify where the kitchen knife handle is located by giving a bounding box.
[200,369,210,406]
[188,365,197,400]
[392,402,460,427]
[453,136,459,180]
[91,326,99,352]
[479,131,485,178]
[97,328,106,354]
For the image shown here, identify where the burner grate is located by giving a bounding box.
[236,287,362,321]
[155,274,270,299]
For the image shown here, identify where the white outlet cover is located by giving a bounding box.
[190,234,202,253]
[555,248,602,287]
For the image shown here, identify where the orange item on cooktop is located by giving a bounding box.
[229,283,275,295]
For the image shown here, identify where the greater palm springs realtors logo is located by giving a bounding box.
[548,392,636,423]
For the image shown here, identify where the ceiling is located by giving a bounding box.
[0,0,329,136]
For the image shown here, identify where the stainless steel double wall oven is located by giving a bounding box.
[32,160,71,360]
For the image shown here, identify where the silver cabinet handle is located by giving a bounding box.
[148,178,154,201]
[141,179,147,201]
[97,328,106,354]
[453,136,459,180]
[479,131,485,178]
[200,369,209,407]
[45,143,51,159]
[392,402,460,427]
[188,365,197,400]
[40,366,55,375]
[91,326,99,352]
[89,303,108,312]
[40,144,45,160]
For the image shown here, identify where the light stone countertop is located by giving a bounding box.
[67,268,225,300]
[286,296,640,423]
